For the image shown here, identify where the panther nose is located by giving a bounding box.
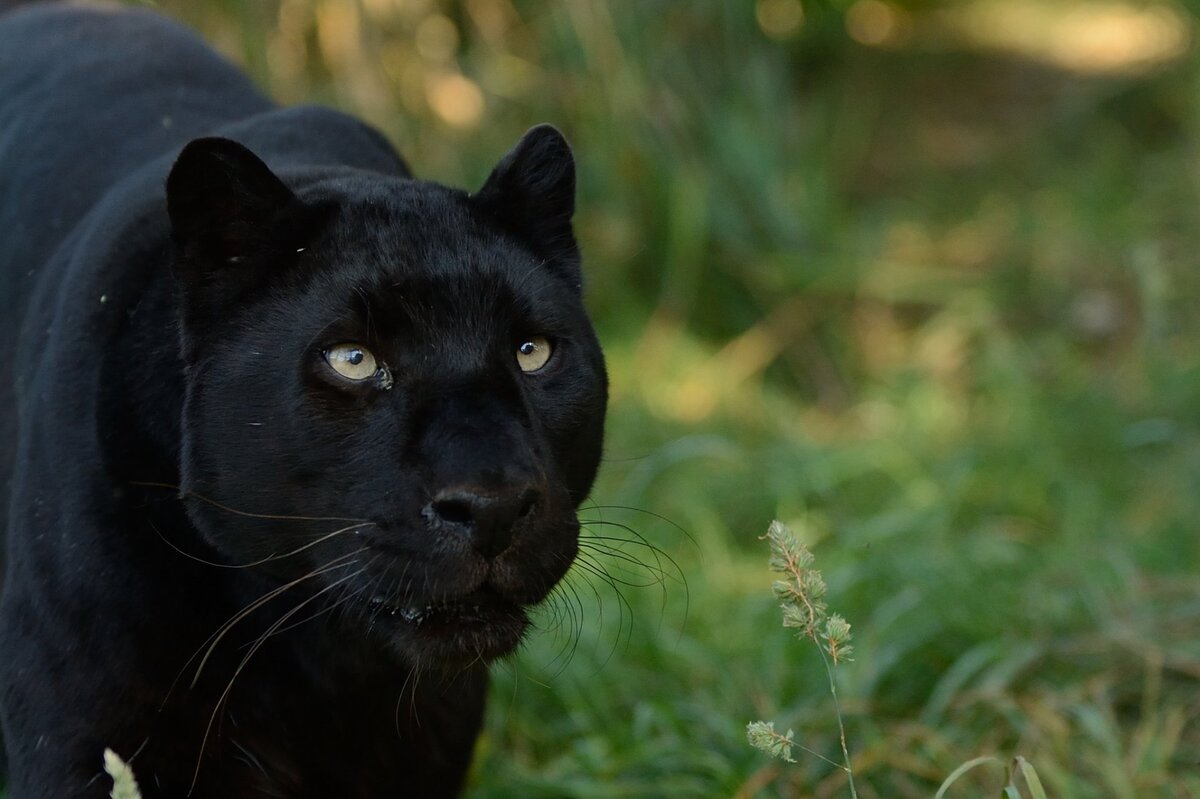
[429,486,540,558]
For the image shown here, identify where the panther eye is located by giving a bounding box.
[324,344,378,381]
[516,336,552,373]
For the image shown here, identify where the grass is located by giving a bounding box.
[7,0,1200,796]
[747,521,857,793]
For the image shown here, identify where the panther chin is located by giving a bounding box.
[362,589,532,666]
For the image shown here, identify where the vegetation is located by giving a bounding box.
[6,0,1200,796]
[747,521,856,794]
[103,749,143,799]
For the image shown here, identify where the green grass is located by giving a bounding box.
[8,0,1200,796]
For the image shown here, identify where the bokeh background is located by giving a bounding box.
[34,0,1200,795]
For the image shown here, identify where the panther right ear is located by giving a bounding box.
[166,137,297,263]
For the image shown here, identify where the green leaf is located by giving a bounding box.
[934,756,1004,799]
[1013,756,1048,799]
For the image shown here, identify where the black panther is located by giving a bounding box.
[0,2,606,796]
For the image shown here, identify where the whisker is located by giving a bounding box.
[582,503,697,547]
[579,518,691,635]
[252,554,380,640]
[184,550,365,691]
[569,554,635,663]
[579,520,684,579]
[572,553,663,590]
[152,520,375,570]
[190,567,365,796]
[542,573,587,674]
[580,520,672,593]
[578,540,672,584]
[397,656,425,737]
[130,480,367,524]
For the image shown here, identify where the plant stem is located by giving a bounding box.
[818,646,858,799]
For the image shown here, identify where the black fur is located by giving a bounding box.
[0,4,607,797]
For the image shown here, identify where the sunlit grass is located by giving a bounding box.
[3,0,1199,796]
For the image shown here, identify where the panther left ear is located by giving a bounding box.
[474,124,579,274]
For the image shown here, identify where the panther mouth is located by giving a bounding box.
[366,592,514,625]
[361,589,530,663]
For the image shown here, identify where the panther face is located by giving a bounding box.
[167,128,607,665]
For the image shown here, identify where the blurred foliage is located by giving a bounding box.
[3,0,1197,796]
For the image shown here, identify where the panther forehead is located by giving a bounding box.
[297,177,571,288]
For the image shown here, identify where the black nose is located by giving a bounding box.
[429,486,540,558]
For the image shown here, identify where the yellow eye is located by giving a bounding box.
[516,337,552,373]
[324,344,378,381]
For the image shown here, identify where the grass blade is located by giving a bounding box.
[934,756,1003,799]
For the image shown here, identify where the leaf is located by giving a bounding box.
[934,755,1003,799]
[1013,756,1048,799]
